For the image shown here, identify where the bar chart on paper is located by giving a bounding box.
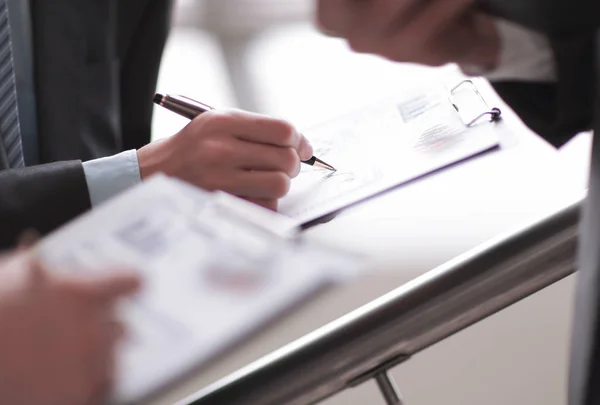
[279,87,502,225]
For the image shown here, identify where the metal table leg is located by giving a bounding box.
[374,371,404,405]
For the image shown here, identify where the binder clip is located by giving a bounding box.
[449,79,502,127]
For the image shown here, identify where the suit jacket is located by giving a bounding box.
[0,162,90,249]
[491,31,599,405]
[30,0,172,162]
[492,34,596,147]
[0,0,172,249]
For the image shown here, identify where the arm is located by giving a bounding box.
[82,149,141,206]
[30,0,171,160]
[0,161,91,248]
[465,20,596,147]
[315,1,595,148]
[0,107,315,247]
[0,149,144,248]
[118,0,173,151]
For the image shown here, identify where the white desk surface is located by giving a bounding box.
[150,80,592,405]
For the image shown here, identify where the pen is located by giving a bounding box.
[153,93,336,172]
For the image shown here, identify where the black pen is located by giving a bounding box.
[153,93,336,171]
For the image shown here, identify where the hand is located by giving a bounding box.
[137,109,313,211]
[316,0,501,70]
[0,251,141,405]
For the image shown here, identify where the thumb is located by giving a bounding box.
[63,271,142,302]
[243,197,278,211]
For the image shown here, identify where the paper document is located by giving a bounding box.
[279,87,501,224]
[35,176,362,405]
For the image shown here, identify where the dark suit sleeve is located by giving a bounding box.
[118,0,173,151]
[0,161,91,249]
[491,32,596,147]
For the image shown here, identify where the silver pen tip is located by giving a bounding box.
[313,157,336,172]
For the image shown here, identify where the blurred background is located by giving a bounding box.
[151,2,575,405]
[151,0,456,140]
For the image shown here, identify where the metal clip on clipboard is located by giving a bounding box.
[449,79,502,128]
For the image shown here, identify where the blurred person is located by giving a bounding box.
[0,248,140,405]
[1,0,313,248]
[316,1,598,404]
[316,0,593,146]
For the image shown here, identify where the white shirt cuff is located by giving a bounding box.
[82,150,141,207]
[461,18,557,82]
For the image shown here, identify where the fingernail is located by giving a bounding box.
[307,145,314,159]
[300,133,313,159]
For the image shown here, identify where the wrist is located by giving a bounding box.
[137,138,179,180]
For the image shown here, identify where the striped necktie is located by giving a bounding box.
[0,0,23,168]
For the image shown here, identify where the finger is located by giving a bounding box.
[64,272,142,303]
[0,251,43,290]
[82,325,119,405]
[81,315,124,362]
[243,197,278,211]
[388,0,437,31]
[424,16,475,66]
[28,256,50,287]
[0,248,29,269]
[394,0,473,58]
[204,109,307,152]
[297,134,314,161]
[82,379,113,405]
[316,0,358,37]
[108,319,127,342]
[214,170,291,200]
[90,273,142,301]
[227,139,301,178]
[346,0,418,52]
[227,111,313,159]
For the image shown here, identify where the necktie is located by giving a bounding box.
[0,0,23,168]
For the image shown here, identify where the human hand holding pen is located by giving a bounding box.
[138,107,315,211]
[154,94,336,172]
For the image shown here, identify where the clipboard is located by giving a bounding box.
[279,78,506,227]
[448,79,502,128]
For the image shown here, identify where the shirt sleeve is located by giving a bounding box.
[461,18,557,82]
[82,150,141,206]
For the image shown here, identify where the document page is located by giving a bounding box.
[279,87,501,225]
[34,176,361,405]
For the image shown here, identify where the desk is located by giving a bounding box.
[149,80,591,405]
